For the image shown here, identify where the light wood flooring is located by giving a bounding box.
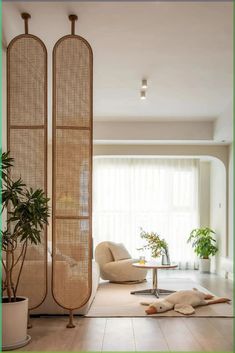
[20,271,233,352]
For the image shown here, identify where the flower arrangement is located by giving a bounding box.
[138,228,169,259]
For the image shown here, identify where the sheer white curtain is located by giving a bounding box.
[93,157,199,269]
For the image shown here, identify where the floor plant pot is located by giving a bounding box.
[199,258,211,273]
[2,296,31,351]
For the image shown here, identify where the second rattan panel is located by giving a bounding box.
[52,35,93,311]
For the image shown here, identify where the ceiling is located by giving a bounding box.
[2,1,233,142]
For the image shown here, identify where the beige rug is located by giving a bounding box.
[86,279,233,317]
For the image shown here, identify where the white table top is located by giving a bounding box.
[132,261,178,270]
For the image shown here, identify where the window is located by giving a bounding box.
[93,157,199,268]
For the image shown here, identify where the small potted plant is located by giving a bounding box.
[1,152,50,350]
[138,228,170,264]
[187,227,218,273]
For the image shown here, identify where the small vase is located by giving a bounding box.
[161,254,167,265]
[162,249,171,265]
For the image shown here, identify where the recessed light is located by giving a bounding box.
[142,79,148,89]
[140,90,146,100]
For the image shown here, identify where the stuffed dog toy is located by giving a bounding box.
[142,288,230,315]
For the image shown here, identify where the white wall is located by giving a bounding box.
[2,48,7,151]
[214,103,233,143]
[94,144,228,168]
[228,144,233,260]
[208,143,233,278]
[94,121,214,143]
[210,159,227,274]
[199,162,210,227]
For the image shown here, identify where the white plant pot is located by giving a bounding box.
[2,296,31,351]
[199,258,211,273]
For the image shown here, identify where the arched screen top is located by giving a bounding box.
[54,37,92,128]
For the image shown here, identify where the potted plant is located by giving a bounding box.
[187,227,218,273]
[1,152,50,350]
[138,228,170,264]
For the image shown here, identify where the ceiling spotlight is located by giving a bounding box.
[140,90,146,100]
[142,79,148,89]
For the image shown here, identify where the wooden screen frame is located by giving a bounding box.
[7,34,48,310]
[52,34,93,312]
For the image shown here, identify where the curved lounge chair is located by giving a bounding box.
[95,241,147,283]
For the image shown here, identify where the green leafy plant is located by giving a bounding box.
[187,227,218,259]
[138,228,169,258]
[1,152,50,302]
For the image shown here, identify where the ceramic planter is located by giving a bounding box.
[199,258,211,273]
[2,296,31,351]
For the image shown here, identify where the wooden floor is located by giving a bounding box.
[20,271,233,352]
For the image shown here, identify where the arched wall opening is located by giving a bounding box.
[93,145,229,275]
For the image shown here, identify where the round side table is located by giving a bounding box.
[131,261,178,298]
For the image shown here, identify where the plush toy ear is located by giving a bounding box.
[174,304,195,315]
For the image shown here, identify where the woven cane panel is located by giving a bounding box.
[55,129,90,217]
[10,129,45,190]
[53,219,90,309]
[7,35,47,309]
[53,35,92,310]
[8,37,45,126]
[54,37,91,128]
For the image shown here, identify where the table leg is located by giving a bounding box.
[158,289,176,295]
[152,268,158,289]
[130,267,176,297]
[152,268,159,298]
[153,268,176,297]
[130,268,159,297]
[130,288,156,295]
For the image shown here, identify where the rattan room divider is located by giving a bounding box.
[52,15,93,328]
[7,13,48,311]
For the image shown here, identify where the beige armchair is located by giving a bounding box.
[95,241,147,283]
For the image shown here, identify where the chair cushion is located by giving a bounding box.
[108,242,131,261]
[103,259,147,282]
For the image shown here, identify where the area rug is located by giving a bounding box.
[86,279,233,317]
